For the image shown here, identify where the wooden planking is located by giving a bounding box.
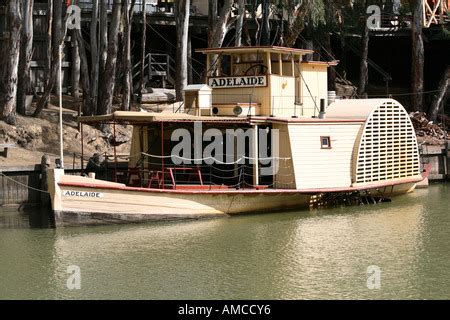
[0,171,42,205]
[288,123,362,189]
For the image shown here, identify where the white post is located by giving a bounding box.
[279,53,283,76]
[59,43,64,168]
[253,124,259,186]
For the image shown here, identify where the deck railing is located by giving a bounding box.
[77,0,167,14]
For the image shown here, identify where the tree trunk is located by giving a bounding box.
[175,0,190,101]
[208,0,218,47]
[115,29,124,98]
[70,30,80,99]
[207,0,235,76]
[429,65,450,122]
[52,0,62,95]
[324,32,336,91]
[235,0,245,47]
[17,0,34,116]
[358,20,369,97]
[284,1,307,47]
[99,0,108,77]
[187,33,193,84]
[208,0,235,49]
[74,29,92,115]
[45,0,53,101]
[323,0,336,91]
[139,0,147,96]
[98,0,122,116]
[242,13,252,46]
[260,0,270,45]
[121,0,135,111]
[1,0,22,125]
[33,1,67,117]
[304,39,314,61]
[340,30,347,79]
[411,0,424,111]
[90,0,99,113]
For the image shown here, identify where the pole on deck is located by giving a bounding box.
[81,123,84,175]
[253,124,259,187]
[113,122,117,182]
[161,121,164,189]
[59,43,64,168]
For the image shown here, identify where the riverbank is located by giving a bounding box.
[0,93,185,168]
[0,95,133,168]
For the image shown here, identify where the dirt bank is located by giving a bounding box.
[0,96,132,168]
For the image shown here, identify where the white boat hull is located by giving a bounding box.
[48,169,422,227]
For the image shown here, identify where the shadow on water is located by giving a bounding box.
[0,205,53,229]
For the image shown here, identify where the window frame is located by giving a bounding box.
[320,136,332,149]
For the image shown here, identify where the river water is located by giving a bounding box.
[0,184,448,300]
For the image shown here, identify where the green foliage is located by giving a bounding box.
[305,0,326,29]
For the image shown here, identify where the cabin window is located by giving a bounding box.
[321,136,331,149]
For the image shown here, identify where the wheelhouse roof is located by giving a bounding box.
[196,46,314,56]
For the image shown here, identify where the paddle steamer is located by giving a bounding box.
[47,46,427,226]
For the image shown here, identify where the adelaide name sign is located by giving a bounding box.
[208,76,267,88]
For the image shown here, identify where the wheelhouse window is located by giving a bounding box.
[321,136,331,149]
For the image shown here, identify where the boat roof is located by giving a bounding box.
[78,111,368,125]
[302,60,339,66]
[326,98,402,119]
[78,111,251,124]
[196,46,314,56]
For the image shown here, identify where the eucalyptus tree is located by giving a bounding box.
[17,0,34,116]
[90,0,99,114]
[0,0,22,125]
[429,65,449,122]
[98,0,122,116]
[52,0,62,96]
[208,0,236,49]
[235,0,245,47]
[175,0,190,101]
[139,0,148,96]
[33,0,67,117]
[279,0,326,48]
[121,0,136,111]
[410,0,424,111]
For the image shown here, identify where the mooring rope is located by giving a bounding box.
[0,171,49,194]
